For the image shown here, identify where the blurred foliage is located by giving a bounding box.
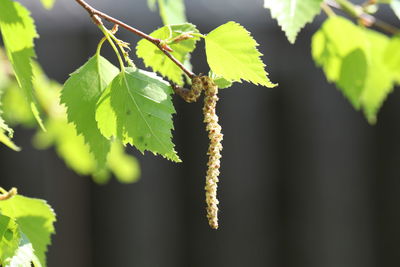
[0,50,140,184]
[312,16,400,124]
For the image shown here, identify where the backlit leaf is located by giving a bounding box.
[384,36,400,84]
[96,68,180,162]
[264,0,323,43]
[157,0,187,25]
[205,21,276,87]
[312,16,395,123]
[0,0,44,130]
[136,23,199,85]
[60,55,119,167]
[0,195,56,267]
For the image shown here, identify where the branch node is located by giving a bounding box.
[91,14,102,26]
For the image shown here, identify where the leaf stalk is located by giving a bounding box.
[75,0,195,78]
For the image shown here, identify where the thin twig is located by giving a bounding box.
[0,187,17,201]
[75,0,195,79]
[325,0,400,35]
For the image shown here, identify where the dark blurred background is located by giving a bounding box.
[1,0,400,266]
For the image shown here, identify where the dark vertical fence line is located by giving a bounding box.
[375,87,400,267]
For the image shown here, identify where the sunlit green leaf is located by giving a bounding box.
[136,23,200,85]
[0,195,56,267]
[0,0,45,130]
[205,21,276,88]
[96,68,180,162]
[157,0,187,25]
[264,0,323,43]
[312,16,395,123]
[384,36,400,84]
[60,55,119,167]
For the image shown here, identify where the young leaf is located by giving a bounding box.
[157,0,187,25]
[96,68,180,162]
[0,0,45,130]
[136,23,200,85]
[391,0,400,20]
[0,195,56,267]
[312,16,394,123]
[60,55,119,167]
[205,21,276,88]
[264,0,323,44]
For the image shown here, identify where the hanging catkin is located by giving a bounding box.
[172,76,223,229]
[201,76,223,229]
[171,76,203,103]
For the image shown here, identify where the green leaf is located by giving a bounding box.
[209,70,233,89]
[96,68,180,162]
[205,21,276,88]
[0,215,20,265]
[360,30,393,123]
[384,36,400,83]
[157,0,187,25]
[312,16,395,123]
[31,68,140,183]
[136,23,200,85]
[391,0,400,20]
[60,55,119,167]
[40,0,55,9]
[0,0,45,130]
[0,195,56,267]
[6,233,42,267]
[264,0,323,43]
[147,0,186,25]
